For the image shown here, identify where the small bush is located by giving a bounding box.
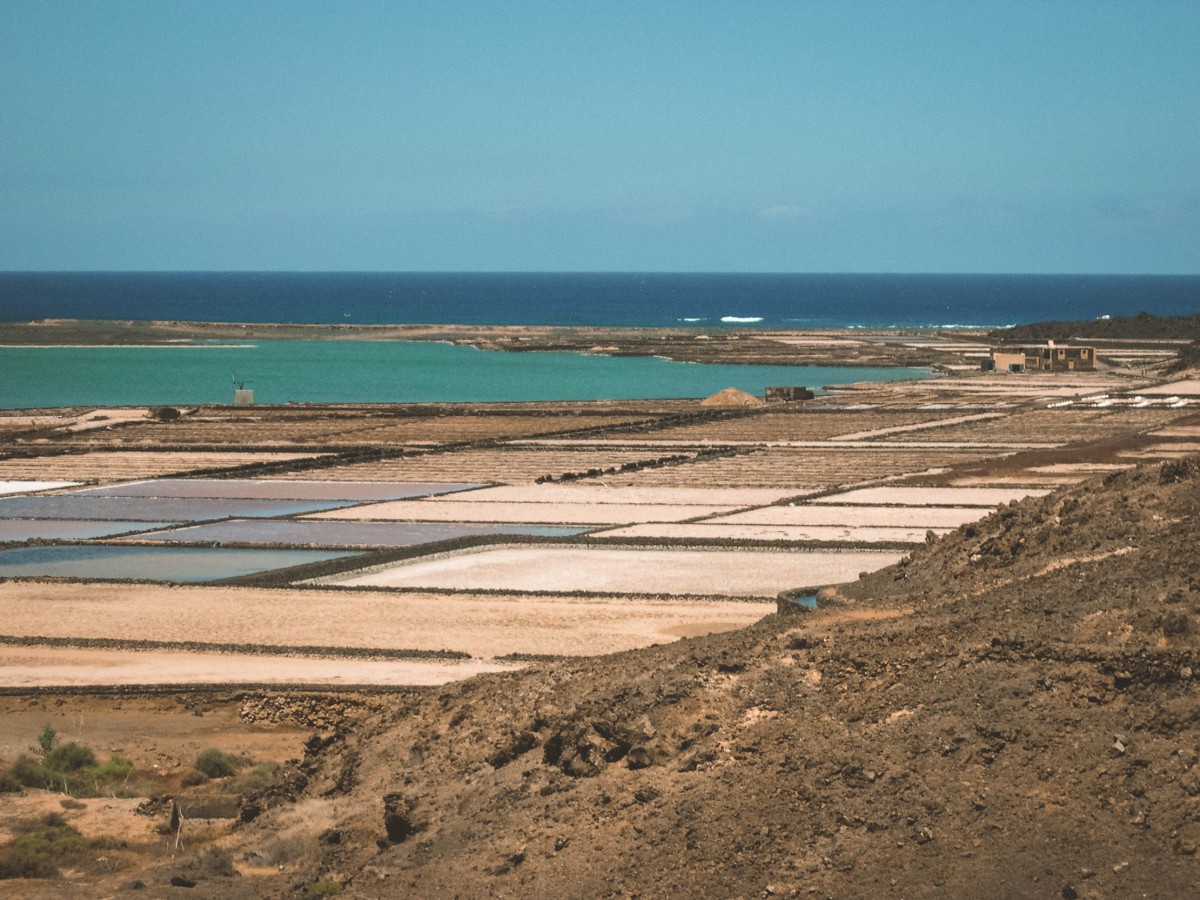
[9,754,48,789]
[181,768,209,787]
[0,818,88,880]
[36,724,57,756]
[194,749,244,780]
[257,832,318,868]
[45,742,96,773]
[230,762,279,795]
[0,836,60,879]
[0,772,22,794]
[7,744,141,797]
[91,756,133,781]
[205,847,237,877]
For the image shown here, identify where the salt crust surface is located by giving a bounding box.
[0,480,79,496]
[320,546,905,596]
[309,500,735,525]
[0,582,768,661]
[590,523,948,544]
[434,484,803,506]
[813,486,1053,507]
[711,504,987,528]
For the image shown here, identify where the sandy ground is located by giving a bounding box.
[814,485,1053,506]
[946,474,1091,486]
[0,451,324,483]
[710,504,988,528]
[1140,378,1200,395]
[0,581,770,660]
[316,546,905,596]
[1150,426,1200,437]
[307,499,737,524]
[0,646,522,687]
[832,411,1007,440]
[590,523,949,544]
[0,694,311,777]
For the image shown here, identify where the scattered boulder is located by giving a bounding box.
[383,793,420,844]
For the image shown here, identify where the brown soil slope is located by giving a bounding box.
[218,460,1200,897]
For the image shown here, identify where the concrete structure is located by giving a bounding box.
[982,351,1027,373]
[765,386,815,402]
[983,343,1095,373]
[233,389,255,406]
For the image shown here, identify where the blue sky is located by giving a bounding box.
[1,1,1196,273]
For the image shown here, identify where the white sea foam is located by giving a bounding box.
[720,316,764,323]
[680,317,706,323]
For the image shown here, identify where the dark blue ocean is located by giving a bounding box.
[2,272,1197,328]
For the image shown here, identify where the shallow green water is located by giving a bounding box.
[0,341,928,407]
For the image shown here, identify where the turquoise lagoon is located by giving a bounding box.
[0,341,928,408]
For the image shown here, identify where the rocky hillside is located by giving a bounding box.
[989,311,1200,343]
[209,459,1200,898]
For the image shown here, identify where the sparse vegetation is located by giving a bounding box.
[36,723,57,756]
[194,748,239,779]
[0,814,88,880]
[2,732,139,797]
[229,761,280,794]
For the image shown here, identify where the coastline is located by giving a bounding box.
[0,318,973,367]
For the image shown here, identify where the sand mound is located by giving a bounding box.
[700,386,764,407]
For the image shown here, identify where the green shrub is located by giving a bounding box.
[78,755,136,797]
[194,749,243,779]
[44,742,96,773]
[0,818,88,880]
[0,836,59,879]
[230,762,279,795]
[181,768,209,787]
[36,724,57,756]
[176,846,237,879]
[9,754,48,789]
[0,772,21,794]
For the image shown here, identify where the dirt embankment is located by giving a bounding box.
[162,457,1199,898]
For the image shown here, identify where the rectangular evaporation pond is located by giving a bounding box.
[124,519,591,548]
[0,545,354,583]
[76,479,482,501]
[0,520,174,542]
[0,495,357,522]
[0,481,80,497]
